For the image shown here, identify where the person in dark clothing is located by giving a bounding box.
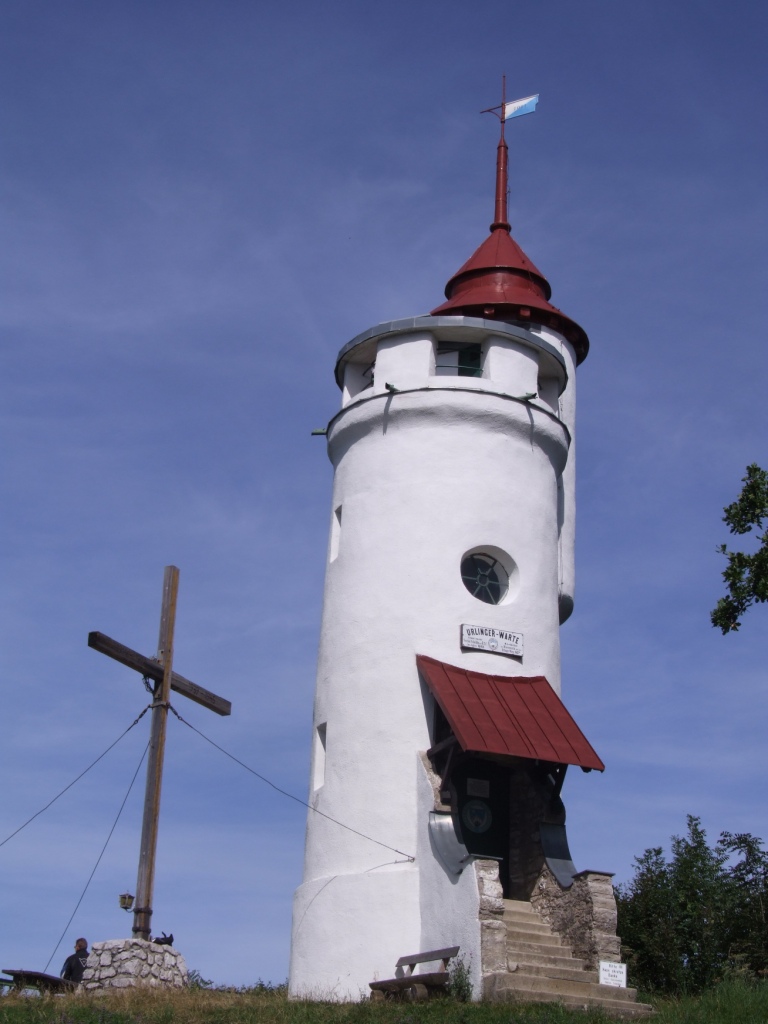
[60,938,89,983]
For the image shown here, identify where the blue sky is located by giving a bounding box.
[1,0,766,987]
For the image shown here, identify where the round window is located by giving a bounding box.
[460,552,510,605]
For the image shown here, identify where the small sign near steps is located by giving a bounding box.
[599,961,627,988]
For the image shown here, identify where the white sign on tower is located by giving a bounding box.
[461,623,524,657]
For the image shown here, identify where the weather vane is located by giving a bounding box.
[481,75,539,135]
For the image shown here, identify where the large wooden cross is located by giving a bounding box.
[88,566,231,941]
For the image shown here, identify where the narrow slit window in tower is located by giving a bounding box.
[329,505,342,562]
[312,723,327,791]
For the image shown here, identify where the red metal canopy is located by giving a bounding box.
[417,655,604,771]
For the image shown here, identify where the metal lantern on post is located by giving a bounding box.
[119,892,135,912]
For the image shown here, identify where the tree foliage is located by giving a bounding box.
[616,816,768,994]
[711,463,768,633]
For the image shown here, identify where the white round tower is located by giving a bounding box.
[289,116,602,1001]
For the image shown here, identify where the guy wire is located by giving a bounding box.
[0,705,152,850]
[168,705,416,862]
[43,741,149,974]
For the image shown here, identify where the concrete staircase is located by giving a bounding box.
[484,899,653,1017]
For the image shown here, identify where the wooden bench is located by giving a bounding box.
[369,946,459,1001]
[1,970,75,994]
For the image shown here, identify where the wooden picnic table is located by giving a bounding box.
[1,970,75,994]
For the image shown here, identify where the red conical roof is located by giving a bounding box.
[431,129,589,363]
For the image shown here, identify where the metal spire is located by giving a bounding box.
[491,75,510,231]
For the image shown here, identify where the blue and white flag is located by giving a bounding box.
[503,94,539,120]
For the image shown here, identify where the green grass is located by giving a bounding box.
[639,979,768,1023]
[1,980,767,1024]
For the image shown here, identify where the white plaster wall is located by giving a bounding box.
[342,362,370,404]
[374,332,435,390]
[289,865,420,1000]
[416,756,483,998]
[290,321,574,999]
[482,336,539,396]
[538,327,578,622]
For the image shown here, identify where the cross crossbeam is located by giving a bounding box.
[87,632,231,716]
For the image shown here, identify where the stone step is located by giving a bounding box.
[503,918,556,938]
[496,898,653,1016]
[502,906,541,922]
[537,973,641,1003]
[504,899,537,911]
[485,972,654,1017]
[507,959,598,984]
[508,948,589,971]
[503,918,553,935]
[505,937,574,958]
[498,969,626,1001]
[503,915,549,932]
[505,926,565,946]
[494,989,655,1019]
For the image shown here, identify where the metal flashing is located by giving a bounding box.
[334,315,568,388]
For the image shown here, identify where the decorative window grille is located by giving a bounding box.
[461,552,509,605]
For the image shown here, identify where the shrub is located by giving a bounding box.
[447,953,473,1002]
[617,815,768,994]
